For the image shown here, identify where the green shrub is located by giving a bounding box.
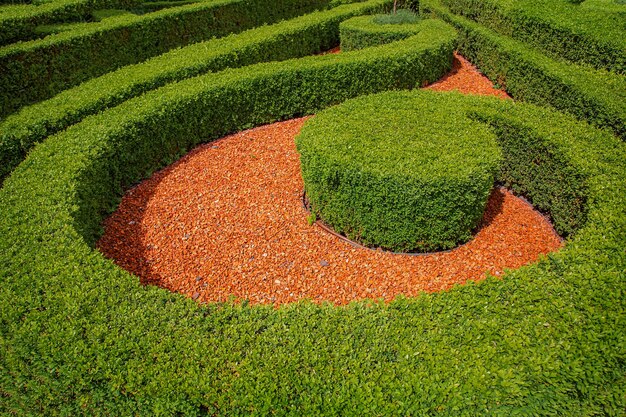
[0,0,94,45]
[0,0,142,45]
[421,0,626,140]
[0,0,336,116]
[339,12,420,50]
[1,60,624,413]
[438,0,625,74]
[296,91,501,252]
[372,7,419,23]
[0,0,391,184]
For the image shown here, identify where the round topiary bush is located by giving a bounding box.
[339,11,421,51]
[296,91,502,252]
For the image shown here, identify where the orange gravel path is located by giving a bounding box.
[427,52,510,98]
[97,53,561,306]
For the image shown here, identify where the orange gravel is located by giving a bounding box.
[426,52,510,98]
[97,53,561,306]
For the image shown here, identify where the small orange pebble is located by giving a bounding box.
[97,54,561,306]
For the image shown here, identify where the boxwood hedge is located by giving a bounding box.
[438,0,626,74]
[1,45,624,413]
[0,0,140,45]
[420,0,626,141]
[0,0,335,116]
[0,0,391,184]
[296,91,502,252]
[339,12,419,51]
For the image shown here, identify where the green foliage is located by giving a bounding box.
[0,0,391,184]
[132,0,196,12]
[0,0,336,116]
[0,0,143,45]
[339,12,420,50]
[0,0,95,45]
[438,0,626,74]
[0,0,624,414]
[1,52,624,413]
[421,0,626,140]
[296,91,501,252]
[372,7,419,23]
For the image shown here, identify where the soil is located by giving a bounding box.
[97,52,561,306]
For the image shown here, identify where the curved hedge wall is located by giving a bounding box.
[439,0,626,74]
[0,0,141,46]
[0,0,390,184]
[421,0,626,141]
[296,91,502,252]
[339,12,419,51]
[0,0,334,116]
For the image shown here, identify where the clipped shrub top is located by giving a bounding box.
[298,91,500,180]
[296,91,501,251]
[339,12,421,50]
[372,7,420,24]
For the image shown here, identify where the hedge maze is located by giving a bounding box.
[0,0,624,414]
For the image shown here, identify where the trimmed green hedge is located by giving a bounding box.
[339,12,420,51]
[0,0,93,45]
[297,91,501,252]
[438,0,626,74]
[0,0,391,184]
[420,0,626,141]
[0,0,334,116]
[1,44,624,413]
[0,0,141,45]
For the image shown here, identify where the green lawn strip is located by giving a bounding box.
[0,0,336,117]
[0,23,462,413]
[0,0,391,185]
[339,12,420,51]
[0,65,623,413]
[420,0,626,141]
[438,0,625,74]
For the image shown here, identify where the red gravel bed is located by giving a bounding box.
[97,54,561,306]
[426,52,511,98]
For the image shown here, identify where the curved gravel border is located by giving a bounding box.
[97,53,562,306]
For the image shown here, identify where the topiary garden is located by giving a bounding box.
[0,0,624,414]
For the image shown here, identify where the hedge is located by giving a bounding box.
[0,0,391,184]
[339,11,419,51]
[0,0,335,116]
[0,0,92,45]
[296,91,501,251]
[420,0,626,141]
[0,0,141,45]
[437,0,626,74]
[1,35,624,412]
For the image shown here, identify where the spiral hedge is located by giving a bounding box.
[1,0,625,414]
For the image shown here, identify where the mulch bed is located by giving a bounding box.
[97,52,561,306]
